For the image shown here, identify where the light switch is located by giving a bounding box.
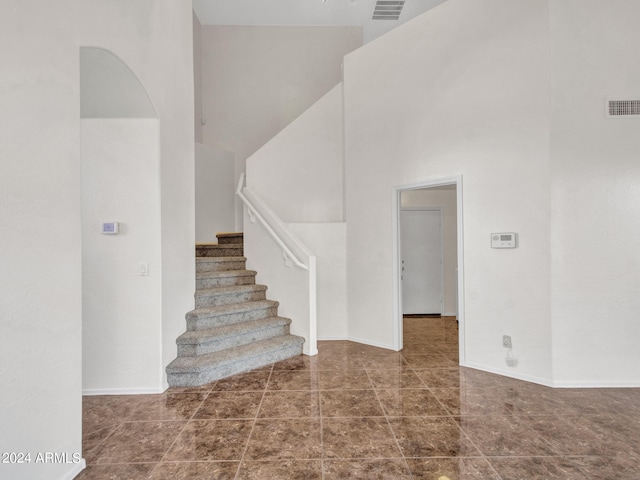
[139,263,149,276]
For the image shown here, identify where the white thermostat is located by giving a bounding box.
[101,222,119,235]
[491,232,517,248]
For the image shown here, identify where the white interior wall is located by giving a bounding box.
[195,143,235,242]
[244,84,348,343]
[76,0,196,389]
[0,2,194,476]
[549,0,640,386]
[244,212,315,355]
[247,85,344,223]
[344,0,553,383]
[81,119,162,394]
[193,11,203,143]
[290,223,348,340]
[200,25,362,183]
[80,47,156,119]
[401,188,458,316]
[0,2,84,479]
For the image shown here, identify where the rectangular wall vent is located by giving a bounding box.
[372,0,405,20]
[607,100,640,117]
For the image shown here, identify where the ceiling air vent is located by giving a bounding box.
[606,99,640,118]
[372,0,405,20]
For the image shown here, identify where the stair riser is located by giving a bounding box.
[217,237,243,245]
[196,246,243,257]
[196,275,256,289]
[195,290,266,308]
[167,342,303,387]
[196,259,246,273]
[187,306,278,331]
[178,324,290,356]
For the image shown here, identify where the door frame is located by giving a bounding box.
[391,175,465,366]
[400,207,444,315]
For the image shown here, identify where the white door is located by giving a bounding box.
[401,208,443,315]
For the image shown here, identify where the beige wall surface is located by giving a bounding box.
[76,0,195,391]
[247,85,345,223]
[195,143,235,242]
[0,2,195,478]
[0,2,84,478]
[344,0,554,383]
[194,12,203,143]
[82,119,162,394]
[200,25,362,180]
[549,0,640,386]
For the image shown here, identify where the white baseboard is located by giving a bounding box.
[346,336,397,352]
[303,344,318,356]
[316,336,397,352]
[82,387,165,396]
[61,459,86,480]
[462,362,640,388]
[552,379,640,388]
[462,361,554,388]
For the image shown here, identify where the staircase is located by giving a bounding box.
[166,232,305,387]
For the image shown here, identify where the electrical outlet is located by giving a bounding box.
[502,335,512,349]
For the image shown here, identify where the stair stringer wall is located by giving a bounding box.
[247,84,345,224]
[243,213,316,355]
[245,84,348,346]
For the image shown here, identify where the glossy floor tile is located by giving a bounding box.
[80,316,640,479]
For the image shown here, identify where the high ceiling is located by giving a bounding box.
[192,0,446,43]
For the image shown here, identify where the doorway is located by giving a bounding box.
[400,208,443,315]
[392,177,464,365]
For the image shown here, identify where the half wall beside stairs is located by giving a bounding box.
[238,175,318,356]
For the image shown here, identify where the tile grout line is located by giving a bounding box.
[82,419,123,464]
[405,349,504,480]
[318,368,326,480]
[400,321,501,479]
[152,383,217,475]
[364,367,416,480]
[395,348,439,480]
[233,365,274,480]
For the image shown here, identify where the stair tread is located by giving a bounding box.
[177,317,292,344]
[167,336,304,373]
[186,300,279,319]
[171,231,302,386]
[196,269,257,279]
[197,256,246,262]
[195,284,267,296]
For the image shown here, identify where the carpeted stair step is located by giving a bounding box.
[196,243,243,257]
[176,317,292,356]
[196,256,246,273]
[186,300,279,331]
[166,335,305,387]
[195,284,267,308]
[196,269,257,289]
[216,232,244,245]
[167,232,304,388]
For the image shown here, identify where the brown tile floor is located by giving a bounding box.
[80,316,640,479]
